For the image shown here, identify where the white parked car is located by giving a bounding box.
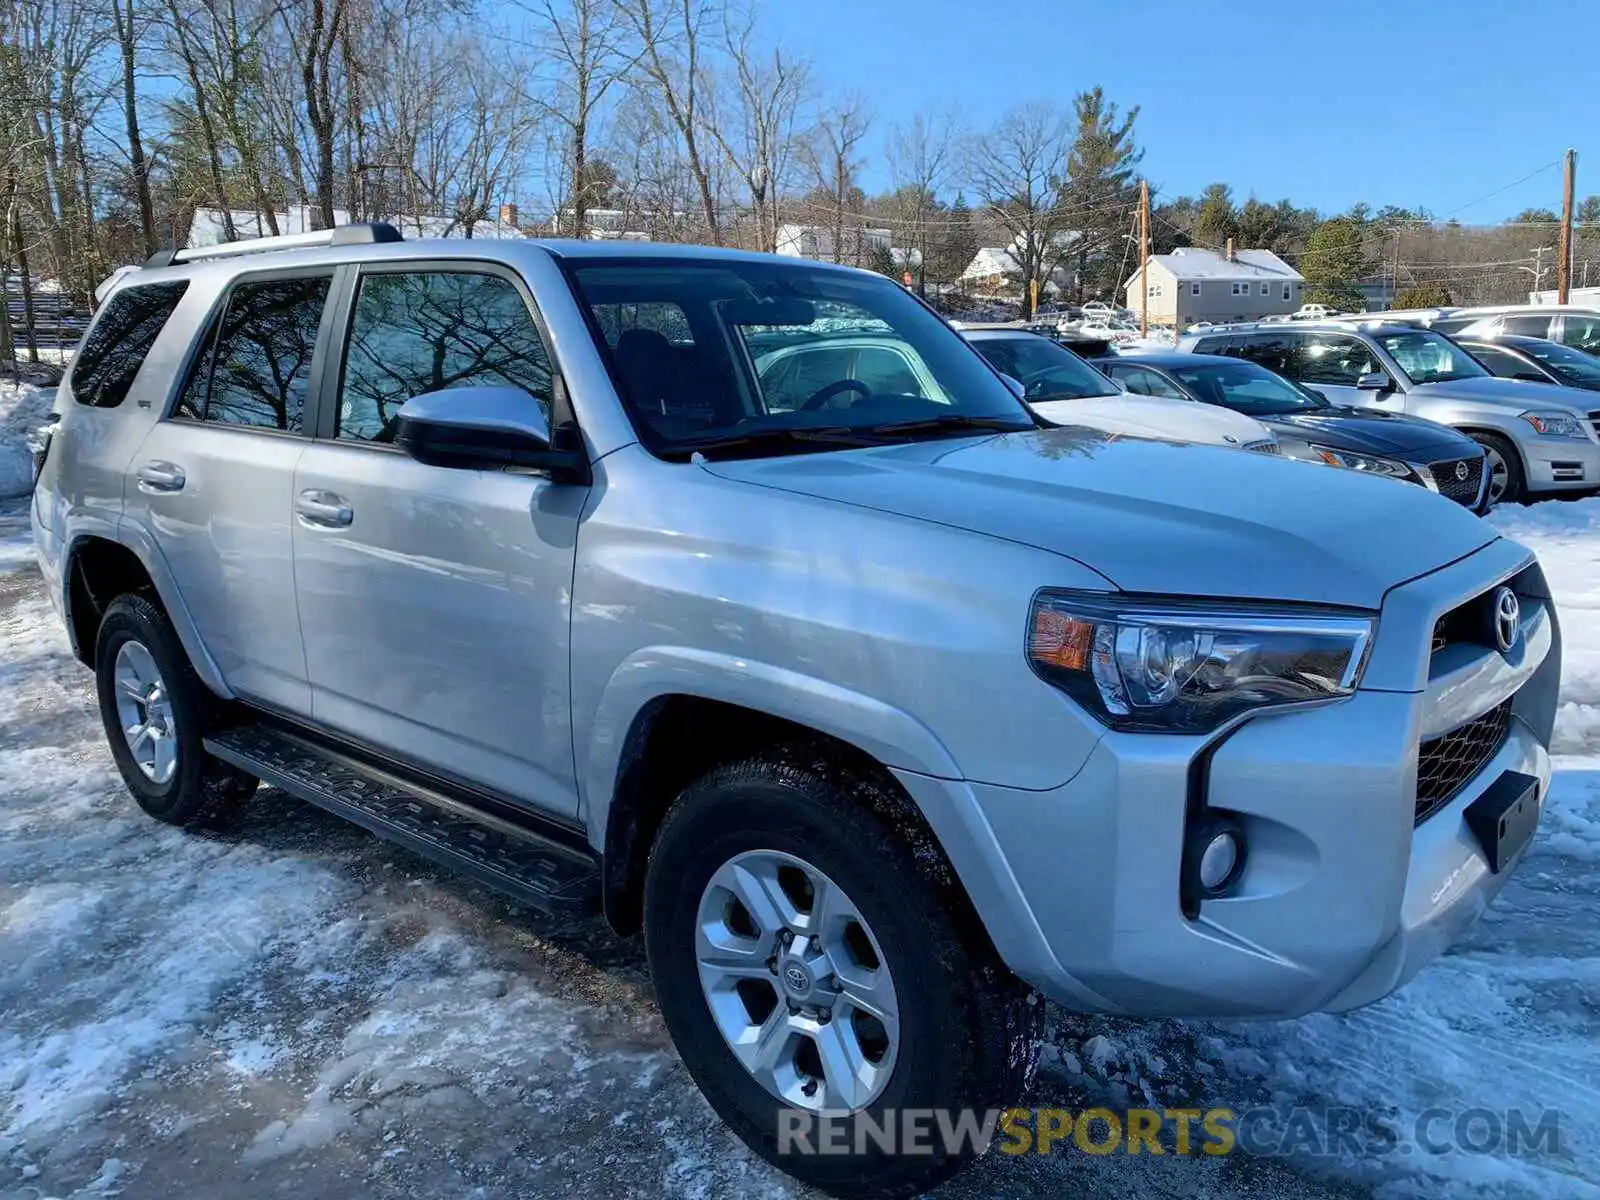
[963,330,1279,452]
[1293,303,1341,321]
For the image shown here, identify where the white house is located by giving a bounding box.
[959,246,1071,298]
[775,223,893,264]
[1123,245,1302,326]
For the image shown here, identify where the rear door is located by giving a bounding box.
[127,270,332,713]
[291,262,584,817]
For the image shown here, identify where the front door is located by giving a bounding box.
[127,271,333,713]
[291,264,585,818]
[1296,331,1403,411]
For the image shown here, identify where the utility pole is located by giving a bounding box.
[1138,178,1150,338]
[1557,148,1577,304]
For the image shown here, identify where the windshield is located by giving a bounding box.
[1519,339,1600,387]
[968,335,1120,401]
[564,257,1035,457]
[1376,330,1487,385]
[1167,359,1328,415]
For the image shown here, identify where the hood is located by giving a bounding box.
[701,430,1499,609]
[1261,406,1477,458]
[1412,375,1600,414]
[1030,395,1272,447]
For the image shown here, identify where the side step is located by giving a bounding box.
[205,725,600,917]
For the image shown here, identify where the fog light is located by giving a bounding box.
[1198,832,1240,892]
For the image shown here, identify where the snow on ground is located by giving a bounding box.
[0,495,1598,1199]
[0,378,56,498]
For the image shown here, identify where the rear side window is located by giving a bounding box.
[337,271,554,443]
[1232,331,1300,376]
[177,275,331,431]
[1191,336,1230,354]
[71,281,189,407]
[1501,314,1554,338]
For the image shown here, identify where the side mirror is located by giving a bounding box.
[394,385,590,482]
[1356,372,1392,391]
[999,373,1027,401]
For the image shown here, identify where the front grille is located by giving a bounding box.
[1430,456,1484,506]
[1245,439,1281,455]
[1415,699,1513,824]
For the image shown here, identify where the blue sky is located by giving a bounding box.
[766,0,1598,221]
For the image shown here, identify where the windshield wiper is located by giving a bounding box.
[672,425,885,460]
[858,414,1037,441]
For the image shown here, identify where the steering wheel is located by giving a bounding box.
[800,378,872,411]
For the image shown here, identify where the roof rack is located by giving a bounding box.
[143,221,404,269]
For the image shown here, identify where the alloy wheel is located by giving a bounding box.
[113,639,178,784]
[695,849,899,1112]
[1482,445,1510,505]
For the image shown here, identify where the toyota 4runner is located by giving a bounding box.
[31,225,1560,1197]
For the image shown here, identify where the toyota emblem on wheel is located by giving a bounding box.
[1455,461,1470,482]
[1494,587,1520,653]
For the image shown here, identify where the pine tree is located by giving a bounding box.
[1193,183,1237,249]
[1301,216,1373,311]
[1062,87,1142,295]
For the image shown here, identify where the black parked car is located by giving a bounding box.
[1093,351,1493,510]
[1455,334,1600,393]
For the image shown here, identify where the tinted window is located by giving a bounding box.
[1299,333,1380,386]
[1231,331,1300,376]
[1114,366,1185,399]
[337,272,553,443]
[1521,337,1600,386]
[1467,344,1537,380]
[71,281,189,408]
[1191,336,1231,355]
[1560,315,1600,354]
[1429,317,1474,335]
[969,336,1118,400]
[1502,314,1554,337]
[179,276,330,430]
[1169,360,1327,415]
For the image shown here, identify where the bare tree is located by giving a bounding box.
[808,93,869,264]
[615,0,723,243]
[887,109,956,292]
[519,0,635,237]
[705,5,807,253]
[110,0,156,254]
[967,102,1074,316]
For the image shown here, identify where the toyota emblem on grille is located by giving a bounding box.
[1493,587,1520,653]
[1455,461,1470,482]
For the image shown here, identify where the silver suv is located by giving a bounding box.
[1184,320,1600,504]
[32,227,1560,1197]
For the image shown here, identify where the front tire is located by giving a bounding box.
[644,755,1039,1198]
[94,594,257,826]
[1469,432,1525,506]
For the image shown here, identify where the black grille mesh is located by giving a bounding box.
[1432,457,1484,506]
[1416,700,1513,824]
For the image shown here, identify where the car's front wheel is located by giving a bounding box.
[1469,432,1525,506]
[94,594,257,826]
[645,755,1039,1198]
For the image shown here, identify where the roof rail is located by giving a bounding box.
[143,221,404,269]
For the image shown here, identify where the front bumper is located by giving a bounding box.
[1522,436,1600,492]
[904,537,1559,1019]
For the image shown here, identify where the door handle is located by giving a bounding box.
[295,489,354,528]
[135,461,186,493]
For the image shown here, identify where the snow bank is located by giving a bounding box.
[0,378,57,498]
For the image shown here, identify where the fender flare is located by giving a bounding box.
[64,519,234,698]
[581,646,963,850]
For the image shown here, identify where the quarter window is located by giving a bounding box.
[177,275,330,430]
[337,271,554,443]
[71,281,190,408]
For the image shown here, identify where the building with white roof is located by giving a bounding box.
[1123,244,1303,326]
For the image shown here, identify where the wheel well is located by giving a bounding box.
[1455,425,1523,463]
[601,696,963,938]
[67,538,156,665]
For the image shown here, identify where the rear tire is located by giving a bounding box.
[1469,432,1525,506]
[644,753,1039,1199]
[94,594,257,826]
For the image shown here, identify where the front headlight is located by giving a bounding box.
[1027,591,1374,733]
[1306,444,1414,478]
[1519,411,1590,440]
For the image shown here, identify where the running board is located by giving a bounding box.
[205,725,600,916]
